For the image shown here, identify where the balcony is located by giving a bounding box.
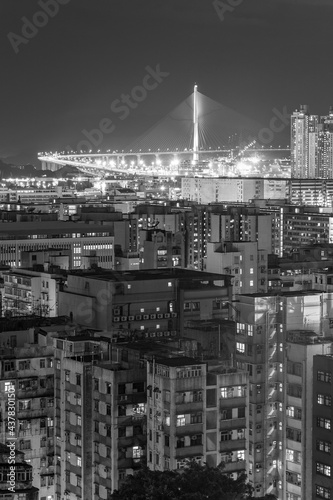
[220,397,246,408]
[220,439,246,453]
[222,460,246,473]
[118,457,142,469]
[220,418,246,431]
[117,414,145,426]
[175,445,204,458]
[16,408,50,420]
[176,401,204,413]
[40,465,55,475]
[286,482,301,495]
[17,387,54,399]
[176,423,203,436]
[118,435,139,447]
[117,393,146,404]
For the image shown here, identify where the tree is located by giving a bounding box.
[110,461,254,500]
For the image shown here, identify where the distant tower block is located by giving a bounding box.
[193,84,199,163]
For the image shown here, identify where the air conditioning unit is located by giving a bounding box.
[128,316,134,321]
[114,309,120,316]
[164,331,170,336]
[157,314,163,319]
[157,332,163,337]
[150,314,156,319]
[164,313,170,318]
[119,395,128,401]
[135,315,142,320]
[171,312,177,317]
[121,316,127,322]
[171,331,177,336]
[143,315,149,320]
[150,332,156,338]
[114,317,120,322]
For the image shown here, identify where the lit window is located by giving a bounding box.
[250,280,254,287]
[250,268,254,274]
[318,394,332,406]
[316,485,331,498]
[316,462,331,477]
[318,371,331,383]
[176,414,186,426]
[4,382,14,392]
[133,446,142,458]
[236,342,245,354]
[168,282,172,287]
[317,417,331,430]
[77,456,82,467]
[316,440,331,454]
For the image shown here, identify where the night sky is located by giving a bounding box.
[1,0,332,165]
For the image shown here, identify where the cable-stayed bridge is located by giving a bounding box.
[38,87,289,176]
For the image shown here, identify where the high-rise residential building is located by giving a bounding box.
[54,335,147,499]
[291,105,333,179]
[234,290,333,499]
[318,108,333,179]
[312,354,333,500]
[284,331,332,500]
[0,329,56,499]
[205,241,267,296]
[139,229,185,269]
[2,269,60,317]
[146,356,249,478]
[291,105,311,178]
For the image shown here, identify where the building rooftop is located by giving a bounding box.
[239,290,324,298]
[155,356,203,367]
[287,330,333,345]
[68,268,230,283]
[0,221,114,235]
